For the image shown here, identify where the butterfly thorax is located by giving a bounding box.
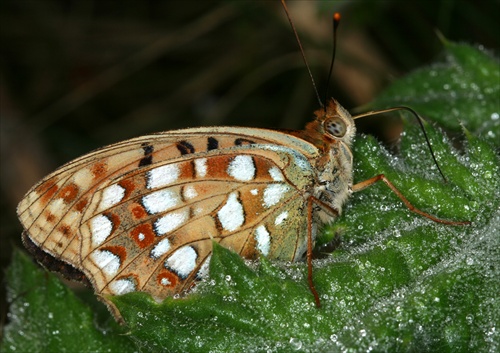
[297,99,356,222]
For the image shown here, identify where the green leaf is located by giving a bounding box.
[367,42,500,144]
[1,249,136,353]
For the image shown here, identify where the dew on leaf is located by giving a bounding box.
[289,337,302,350]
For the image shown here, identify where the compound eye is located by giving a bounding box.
[324,117,346,137]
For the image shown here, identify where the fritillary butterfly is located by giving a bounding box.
[16,3,468,320]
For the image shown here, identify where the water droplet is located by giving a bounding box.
[466,314,474,324]
[289,337,302,350]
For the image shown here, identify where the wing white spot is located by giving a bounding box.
[263,184,290,208]
[109,278,135,295]
[154,210,189,235]
[275,211,288,225]
[269,167,284,182]
[194,158,207,177]
[46,198,65,213]
[138,233,145,241]
[227,155,255,181]
[99,184,125,210]
[73,168,92,189]
[217,192,244,232]
[250,188,259,195]
[160,277,171,286]
[165,246,198,279]
[147,164,180,189]
[196,255,211,279]
[91,250,120,276]
[183,185,198,199]
[261,145,312,173]
[142,189,180,214]
[90,214,113,246]
[150,238,171,259]
[254,225,270,256]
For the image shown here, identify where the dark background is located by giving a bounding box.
[1,0,498,324]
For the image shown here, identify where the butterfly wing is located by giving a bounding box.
[18,127,322,300]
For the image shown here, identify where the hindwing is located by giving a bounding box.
[17,127,320,300]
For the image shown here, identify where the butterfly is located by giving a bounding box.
[17,97,353,306]
[16,3,468,320]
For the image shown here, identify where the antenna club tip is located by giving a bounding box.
[333,13,341,22]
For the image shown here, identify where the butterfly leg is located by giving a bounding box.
[306,197,340,308]
[307,196,321,308]
[353,174,470,225]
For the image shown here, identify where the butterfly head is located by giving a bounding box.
[310,99,356,148]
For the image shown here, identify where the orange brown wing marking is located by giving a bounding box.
[104,212,121,234]
[130,224,156,249]
[39,181,59,204]
[91,161,108,179]
[45,211,56,223]
[58,224,72,238]
[57,183,80,204]
[118,179,136,199]
[253,157,275,179]
[179,160,195,180]
[36,178,57,194]
[157,270,179,289]
[75,197,89,212]
[238,186,266,225]
[206,155,232,179]
[130,203,148,219]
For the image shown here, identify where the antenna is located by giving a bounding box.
[282,1,447,184]
[323,13,341,111]
[280,0,323,108]
[353,106,448,183]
